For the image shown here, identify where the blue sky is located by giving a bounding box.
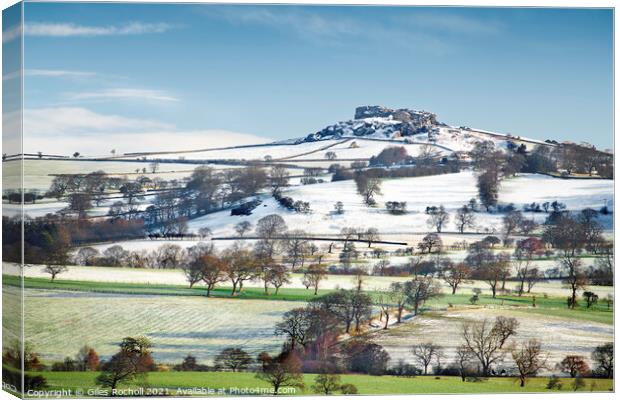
[7,3,615,154]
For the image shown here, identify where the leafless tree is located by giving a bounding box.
[455,345,475,381]
[440,262,471,295]
[389,282,409,323]
[557,355,590,378]
[502,210,523,242]
[256,354,304,395]
[198,254,228,296]
[266,264,291,295]
[303,264,327,295]
[417,233,442,254]
[403,277,442,315]
[354,174,382,205]
[270,165,290,196]
[460,317,518,376]
[455,205,476,233]
[427,205,449,233]
[222,244,258,295]
[362,228,380,248]
[411,342,442,375]
[561,256,587,309]
[234,221,253,237]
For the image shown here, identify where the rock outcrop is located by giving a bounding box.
[303,106,438,142]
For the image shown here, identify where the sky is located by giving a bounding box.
[3,3,614,155]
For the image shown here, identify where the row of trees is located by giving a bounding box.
[524,142,613,178]
[6,332,612,395]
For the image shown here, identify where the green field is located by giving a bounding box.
[5,275,613,325]
[34,371,613,396]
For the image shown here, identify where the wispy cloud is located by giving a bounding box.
[222,8,362,40]
[404,12,503,35]
[25,21,174,37]
[210,7,449,54]
[27,69,97,78]
[21,107,270,156]
[3,69,99,81]
[209,7,502,54]
[2,24,21,43]
[24,107,174,136]
[63,88,180,103]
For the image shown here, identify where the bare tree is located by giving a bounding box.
[41,228,71,281]
[389,282,409,323]
[502,210,524,243]
[514,238,544,296]
[214,347,253,372]
[255,214,288,260]
[375,291,392,330]
[269,165,290,196]
[440,262,471,295]
[363,228,380,248]
[455,345,475,381]
[325,151,337,160]
[222,244,258,295]
[557,355,590,378]
[511,339,547,387]
[461,317,518,376]
[411,342,442,375]
[199,254,228,296]
[493,316,520,349]
[403,277,442,315]
[427,205,449,233]
[285,230,310,270]
[266,264,291,295]
[354,174,382,205]
[303,264,327,295]
[234,221,252,237]
[591,343,613,379]
[476,252,511,298]
[455,205,476,233]
[561,256,587,309]
[256,354,304,395]
[417,233,442,254]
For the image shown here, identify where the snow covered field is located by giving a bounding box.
[4,159,226,192]
[370,307,613,372]
[288,139,450,160]
[185,172,613,238]
[18,289,298,363]
[122,140,340,162]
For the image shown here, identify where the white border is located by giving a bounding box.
[0,1,616,400]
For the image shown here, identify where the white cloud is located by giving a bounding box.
[25,21,173,37]
[26,129,271,157]
[24,107,174,136]
[2,24,21,43]
[211,7,448,53]
[20,107,271,156]
[3,69,98,81]
[404,12,503,35]
[64,88,179,103]
[210,8,504,54]
[27,69,97,78]
[223,8,362,40]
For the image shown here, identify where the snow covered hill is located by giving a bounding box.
[294,105,555,157]
[185,172,613,239]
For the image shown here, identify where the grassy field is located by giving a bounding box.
[5,275,613,324]
[36,371,613,396]
[4,275,612,368]
[3,275,330,302]
[13,289,298,364]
